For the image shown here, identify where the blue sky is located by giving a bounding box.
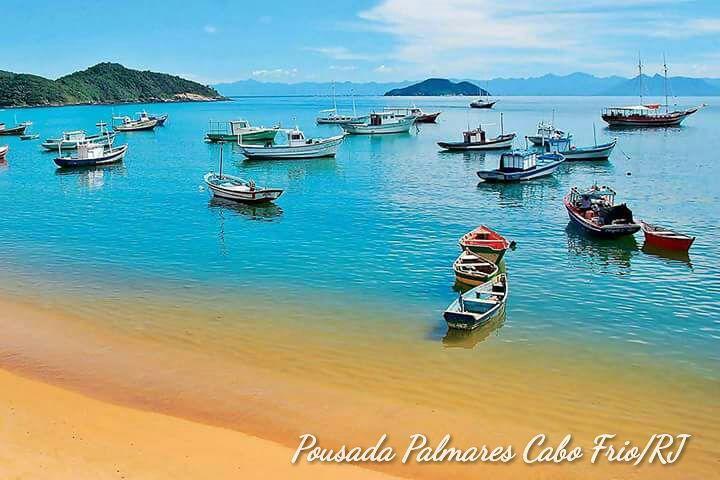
[3,0,720,83]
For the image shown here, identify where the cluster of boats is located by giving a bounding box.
[0,111,168,169]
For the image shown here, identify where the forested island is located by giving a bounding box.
[384,78,488,96]
[0,63,223,107]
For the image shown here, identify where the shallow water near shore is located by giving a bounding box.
[0,96,719,477]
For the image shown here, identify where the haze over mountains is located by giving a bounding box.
[215,73,720,97]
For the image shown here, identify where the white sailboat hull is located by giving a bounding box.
[341,118,414,135]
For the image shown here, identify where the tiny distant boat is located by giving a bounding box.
[470,99,496,109]
[238,128,345,160]
[641,221,695,251]
[443,274,508,330]
[527,121,571,146]
[438,114,514,150]
[384,106,441,123]
[205,119,279,143]
[42,124,116,151]
[0,145,8,159]
[564,185,641,237]
[477,151,565,182]
[341,112,415,135]
[204,146,283,203]
[20,133,40,140]
[458,225,511,264]
[602,57,702,128]
[453,250,500,286]
[54,143,128,168]
[0,122,29,136]
[112,113,158,132]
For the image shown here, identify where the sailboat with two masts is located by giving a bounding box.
[316,84,365,124]
[601,55,703,127]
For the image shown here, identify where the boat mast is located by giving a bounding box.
[332,82,337,112]
[593,122,597,147]
[351,88,357,117]
[219,143,224,179]
[663,53,669,113]
[500,112,504,135]
[638,53,643,105]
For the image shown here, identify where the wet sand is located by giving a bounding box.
[0,294,718,479]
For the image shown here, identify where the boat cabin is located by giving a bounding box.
[287,129,309,146]
[568,185,635,226]
[63,130,87,142]
[463,127,488,144]
[229,120,251,135]
[369,111,409,126]
[75,142,106,159]
[499,151,536,172]
[383,106,422,117]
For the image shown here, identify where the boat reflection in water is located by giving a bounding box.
[54,164,127,190]
[565,223,639,271]
[442,310,507,349]
[641,243,693,269]
[208,197,283,221]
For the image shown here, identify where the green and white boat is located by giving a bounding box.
[205,120,279,143]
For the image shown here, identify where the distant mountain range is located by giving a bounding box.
[384,78,487,96]
[215,72,720,97]
[0,63,223,107]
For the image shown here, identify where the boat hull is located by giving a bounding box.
[563,197,640,238]
[54,145,128,168]
[205,129,278,143]
[239,135,344,160]
[415,112,441,123]
[204,175,283,204]
[0,145,8,159]
[477,157,565,182]
[601,108,698,128]
[0,125,28,136]
[42,133,116,151]
[560,140,616,161]
[113,119,158,132]
[470,101,496,109]
[341,119,414,135]
[444,302,505,330]
[641,222,695,251]
[438,133,515,151]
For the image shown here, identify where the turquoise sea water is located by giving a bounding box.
[0,96,718,376]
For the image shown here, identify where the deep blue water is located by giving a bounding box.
[0,96,718,373]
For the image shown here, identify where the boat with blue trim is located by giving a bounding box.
[443,274,508,330]
[477,151,565,182]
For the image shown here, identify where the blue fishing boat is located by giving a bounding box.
[443,274,508,330]
[54,143,128,168]
[477,151,565,182]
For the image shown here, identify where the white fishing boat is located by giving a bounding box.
[204,145,283,203]
[545,125,617,160]
[112,113,158,131]
[443,274,508,330]
[238,128,345,160]
[316,85,366,124]
[341,112,415,135]
[42,123,116,151]
[54,142,128,168]
[477,151,565,182]
[527,111,571,146]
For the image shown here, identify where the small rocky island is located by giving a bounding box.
[0,62,224,107]
[384,78,488,96]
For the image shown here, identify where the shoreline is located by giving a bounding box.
[0,292,717,479]
[0,96,228,110]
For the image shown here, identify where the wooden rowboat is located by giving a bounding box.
[453,251,500,286]
[458,225,511,264]
[443,274,508,330]
[641,221,695,251]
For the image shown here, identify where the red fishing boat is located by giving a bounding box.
[641,221,695,251]
[458,225,511,264]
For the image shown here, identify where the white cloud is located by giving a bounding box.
[251,68,299,80]
[203,25,217,34]
[374,65,394,73]
[305,46,378,61]
[329,65,358,71]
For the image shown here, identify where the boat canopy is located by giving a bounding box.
[569,185,616,205]
[229,120,251,134]
[500,151,536,171]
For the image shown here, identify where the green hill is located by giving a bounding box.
[384,78,487,96]
[0,63,223,107]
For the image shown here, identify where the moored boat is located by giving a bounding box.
[54,143,128,168]
[0,122,28,136]
[563,185,641,238]
[316,85,366,124]
[42,124,116,151]
[204,144,283,203]
[113,114,158,132]
[205,119,279,143]
[554,138,617,161]
[470,99,496,109]
[149,113,168,126]
[341,112,415,135]
[641,221,695,251]
[526,121,571,146]
[477,151,565,182]
[453,250,500,286]
[458,225,511,264]
[383,106,441,123]
[238,128,345,160]
[0,145,8,160]
[602,56,702,128]
[443,274,508,330]
[20,133,40,141]
[438,114,514,151]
